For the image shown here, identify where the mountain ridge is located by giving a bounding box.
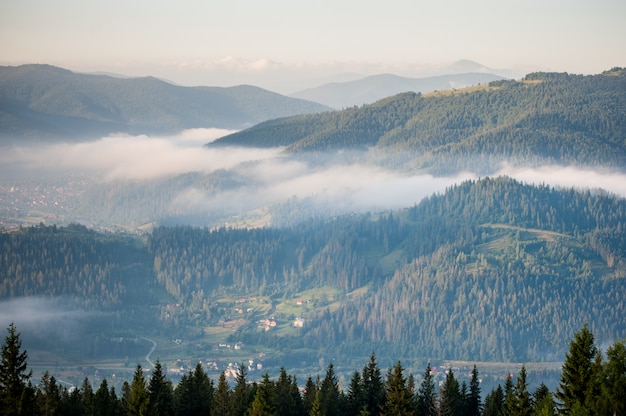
[0,64,331,142]
[290,71,506,108]
[215,68,626,173]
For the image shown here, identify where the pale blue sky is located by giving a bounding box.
[1,0,625,91]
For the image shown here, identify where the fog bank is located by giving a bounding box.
[2,131,626,228]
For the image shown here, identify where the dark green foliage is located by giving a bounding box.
[509,365,532,416]
[302,376,318,415]
[248,373,276,416]
[230,365,253,416]
[416,363,437,416]
[532,383,555,416]
[0,323,32,416]
[380,361,414,416]
[147,361,174,416]
[439,370,463,416]
[466,365,482,416]
[36,372,61,416]
[275,367,305,416]
[0,223,149,308]
[212,372,230,416]
[601,340,626,416]
[318,363,344,416]
[345,371,366,416]
[555,324,597,414]
[361,354,385,416]
[93,379,118,416]
[483,385,504,416]
[82,377,95,416]
[127,365,149,416]
[174,362,213,416]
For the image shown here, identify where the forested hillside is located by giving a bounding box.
[0,64,329,141]
[213,68,626,173]
[1,177,625,368]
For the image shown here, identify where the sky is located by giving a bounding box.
[1,0,625,92]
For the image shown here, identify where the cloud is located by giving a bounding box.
[0,130,280,181]
[169,157,476,221]
[496,164,626,198]
[0,297,103,343]
[2,134,626,229]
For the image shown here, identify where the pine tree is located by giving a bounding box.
[213,372,230,416]
[416,363,437,416]
[483,385,504,416]
[603,340,626,416]
[302,376,318,415]
[127,364,149,416]
[362,353,385,416]
[175,362,213,416]
[319,363,343,416]
[94,379,116,416]
[466,365,482,416]
[248,373,276,416]
[555,324,597,414]
[230,364,253,416]
[58,383,84,416]
[275,367,304,416]
[82,377,95,416]
[380,361,414,416]
[309,392,323,416]
[36,371,61,416]
[439,369,462,416]
[345,370,365,415]
[532,383,555,416]
[509,365,531,416]
[147,360,173,416]
[503,374,514,416]
[0,323,32,416]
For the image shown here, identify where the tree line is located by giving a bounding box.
[1,323,624,416]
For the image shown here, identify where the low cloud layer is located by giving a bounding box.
[2,131,626,228]
[0,296,102,344]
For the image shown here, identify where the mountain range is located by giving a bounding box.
[0,64,330,141]
[290,72,506,109]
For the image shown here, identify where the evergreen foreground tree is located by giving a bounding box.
[0,323,33,416]
[148,360,174,416]
[416,363,437,416]
[555,324,597,414]
[466,365,482,416]
[127,365,149,416]
[381,361,414,416]
[602,340,626,416]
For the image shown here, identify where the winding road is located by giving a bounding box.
[139,336,157,368]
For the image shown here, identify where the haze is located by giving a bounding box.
[1,0,625,93]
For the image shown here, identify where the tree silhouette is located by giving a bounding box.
[0,323,33,416]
